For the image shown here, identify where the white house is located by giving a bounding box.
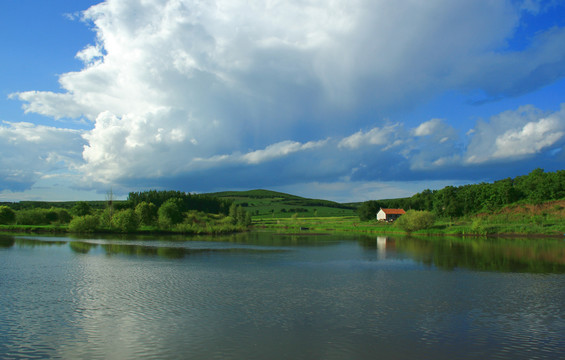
[376,208,406,222]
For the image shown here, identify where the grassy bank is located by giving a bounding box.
[0,224,68,233]
[254,216,405,235]
[4,211,564,238]
[0,222,248,236]
[253,214,565,237]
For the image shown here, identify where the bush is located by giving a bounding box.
[72,201,92,217]
[228,204,252,226]
[172,223,198,235]
[135,201,157,226]
[15,207,73,225]
[16,209,49,225]
[470,218,488,235]
[111,209,140,232]
[395,210,435,233]
[52,208,72,224]
[0,206,16,224]
[158,198,184,229]
[68,215,100,233]
[99,208,114,228]
[185,210,211,225]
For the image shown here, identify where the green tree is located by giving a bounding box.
[111,209,139,232]
[52,208,72,224]
[72,201,92,217]
[0,206,16,224]
[236,206,246,225]
[44,209,59,223]
[357,201,381,221]
[244,211,253,226]
[433,186,461,218]
[135,201,157,226]
[16,209,52,225]
[395,210,435,233]
[228,202,238,224]
[158,198,184,229]
[515,168,550,205]
[99,208,113,228]
[68,215,100,233]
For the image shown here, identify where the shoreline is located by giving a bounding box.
[2,220,564,239]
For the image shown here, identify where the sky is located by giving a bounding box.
[1,0,565,203]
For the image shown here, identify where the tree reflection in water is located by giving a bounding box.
[359,236,565,273]
[5,234,565,273]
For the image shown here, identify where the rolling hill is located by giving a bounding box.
[205,189,358,218]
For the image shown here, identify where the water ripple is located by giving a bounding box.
[1,235,564,359]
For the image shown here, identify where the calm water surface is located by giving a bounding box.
[1,233,564,359]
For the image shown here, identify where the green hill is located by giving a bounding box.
[205,189,357,218]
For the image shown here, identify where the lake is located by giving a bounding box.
[1,232,564,359]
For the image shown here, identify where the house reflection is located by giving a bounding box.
[377,237,386,259]
[376,236,397,259]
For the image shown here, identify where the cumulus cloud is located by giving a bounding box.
[6,0,565,196]
[493,117,564,158]
[413,119,444,137]
[338,124,402,150]
[241,139,327,165]
[466,105,565,164]
[0,122,85,191]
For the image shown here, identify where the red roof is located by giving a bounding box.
[380,208,406,215]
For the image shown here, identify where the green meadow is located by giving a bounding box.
[206,189,357,218]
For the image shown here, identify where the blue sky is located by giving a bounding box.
[1,0,565,202]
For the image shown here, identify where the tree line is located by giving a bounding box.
[0,190,251,234]
[127,190,233,215]
[358,168,565,221]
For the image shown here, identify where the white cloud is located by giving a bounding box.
[188,139,328,171]
[241,139,327,165]
[79,108,220,183]
[11,91,86,120]
[465,105,565,164]
[338,124,401,150]
[0,122,85,190]
[493,112,565,159]
[6,0,565,196]
[413,119,444,137]
[16,0,564,121]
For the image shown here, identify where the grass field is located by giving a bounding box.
[253,216,405,235]
[207,189,357,218]
[253,213,565,237]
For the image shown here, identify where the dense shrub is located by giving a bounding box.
[470,218,488,235]
[52,208,72,224]
[185,210,209,225]
[0,206,16,224]
[358,169,565,219]
[158,198,184,229]
[68,215,100,233]
[357,201,380,221]
[128,190,232,215]
[15,208,72,225]
[228,203,252,226]
[72,201,92,217]
[135,201,157,226]
[16,209,50,225]
[395,210,435,233]
[99,208,114,228]
[111,209,140,232]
